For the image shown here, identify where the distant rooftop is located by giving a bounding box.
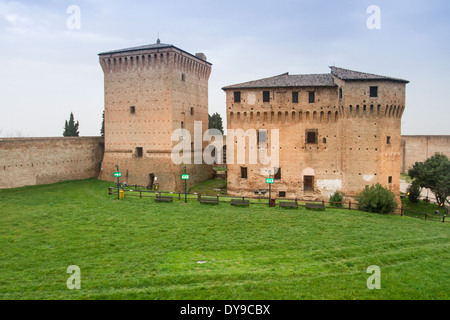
[98,39,211,64]
[223,67,408,90]
[330,66,409,83]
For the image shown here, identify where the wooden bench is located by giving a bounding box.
[155,195,173,203]
[199,197,219,205]
[230,199,250,206]
[279,201,299,208]
[305,201,325,210]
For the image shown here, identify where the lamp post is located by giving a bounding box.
[115,164,120,200]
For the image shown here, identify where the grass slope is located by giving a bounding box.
[0,178,448,300]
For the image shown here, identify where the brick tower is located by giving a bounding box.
[98,40,214,190]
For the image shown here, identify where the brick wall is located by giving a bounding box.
[0,137,104,189]
[401,136,450,173]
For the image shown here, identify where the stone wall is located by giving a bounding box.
[401,136,450,173]
[0,137,104,189]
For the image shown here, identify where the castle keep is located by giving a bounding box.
[223,67,409,200]
[98,40,213,190]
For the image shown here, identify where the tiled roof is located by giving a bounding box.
[99,42,174,55]
[222,73,337,90]
[98,40,211,64]
[330,66,409,83]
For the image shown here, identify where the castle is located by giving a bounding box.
[223,67,409,200]
[97,40,214,191]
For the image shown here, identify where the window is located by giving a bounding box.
[309,91,315,103]
[323,138,327,144]
[370,86,378,98]
[306,129,318,144]
[263,91,270,102]
[190,107,194,116]
[136,147,143,158]
[387,136,391,145]
[241,167,248,179]
[181,73,185,82]
[234,91,241,103]
[304,176,314,191]
[130,106,136,114]
[388,176,393,184]
[274,168,281,180]
[292,92,299,103]
[339,88,343,100]
[181,121,184,129]
[258,129,267,145]
[278,191,286,198]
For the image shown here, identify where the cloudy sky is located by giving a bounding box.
[0,0,449,137]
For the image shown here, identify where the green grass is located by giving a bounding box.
[400,173,412,183]
[0,178,449,300]
[188,179,227,196]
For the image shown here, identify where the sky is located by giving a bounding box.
[0,0,449,137]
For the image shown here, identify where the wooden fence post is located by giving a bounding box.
[400,206,404,216]
[349,201,352,210]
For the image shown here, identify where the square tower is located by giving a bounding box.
[98,40,214,190]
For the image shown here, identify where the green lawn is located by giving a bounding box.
[0,178,448,300]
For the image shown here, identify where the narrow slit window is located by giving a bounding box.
[234,91,241,103]
[274,168,281,180]
[241,167,248,179]
[309,91,315,103]
[136,147,143,158]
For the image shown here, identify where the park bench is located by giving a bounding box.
[305,201,325,210]
[199,197,219,205]
[155,195,173,203]
[230,198,250,206]
[279,201,299,209]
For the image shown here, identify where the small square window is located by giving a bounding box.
[241,167,248,179]
[309,91,315,103]
[292,92,299,103]
[130,106,136,114]
[263,91,270,102]
[306,130,318,144]
[234,91,241,103]
[278,191,286,198]
[370,86,378,98]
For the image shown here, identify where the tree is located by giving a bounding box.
[100,111,105,137]
[408,153,450,207]
[355,183,398,214]
[208,112,223,134]
[63,112,80,137]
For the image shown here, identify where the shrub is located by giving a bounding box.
[407,180,421,204]
[355,184,398,214]
[329,191,344,208]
